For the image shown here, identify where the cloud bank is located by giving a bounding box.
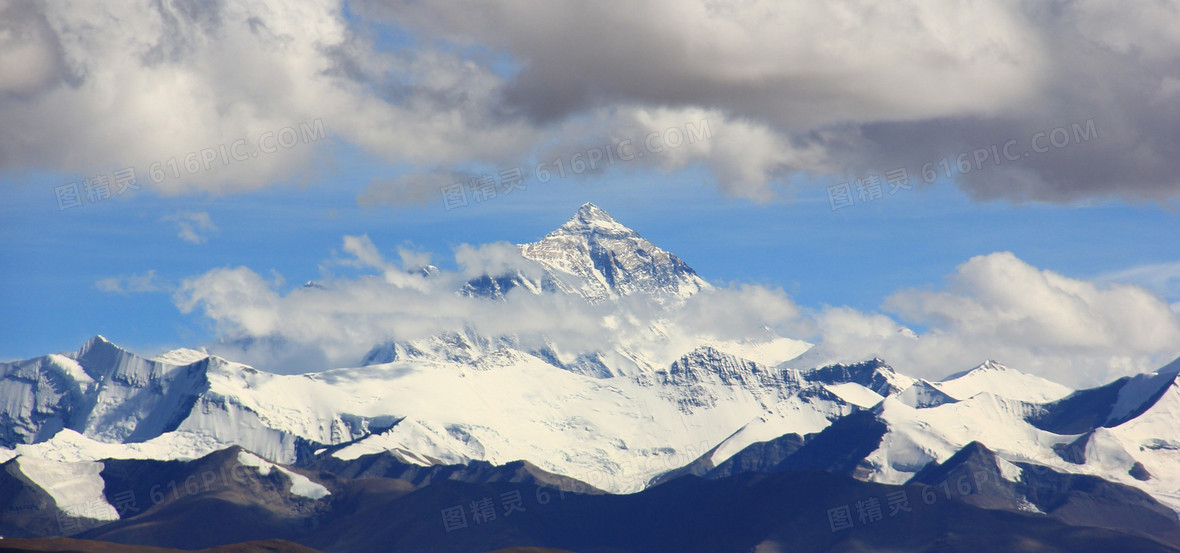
[160,235,1180,387]
[804,252,1180,385]
[3,0,1178,204]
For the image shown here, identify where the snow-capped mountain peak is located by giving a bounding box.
[553,202,637,238]
[935,360,1072,404]
[941,359,1012,379]
[518,203,709,303]
[0,336,216,449]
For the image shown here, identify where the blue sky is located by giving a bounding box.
[4,147,1178,362]
[2,1,1179,384]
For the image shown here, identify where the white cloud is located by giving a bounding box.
[170,235,1180,386]
[176,266,282,337]
[670,284,807,340]
[551,106,833,201]
[94,270,164,295]
[1098,262,1180,300]
[453,242,543,280]
[162,211,217,244]
[802,252,1180,385]
[171,234,810,371]
[0,1,533,196]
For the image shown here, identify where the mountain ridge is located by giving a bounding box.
[5,204,1180,546]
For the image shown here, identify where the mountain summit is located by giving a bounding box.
[550,202,637,238]
[936,360,1073,403]
[519,203,709,302]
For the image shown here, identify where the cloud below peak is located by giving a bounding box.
[160,233,1180,387]
[806,252,1180,384]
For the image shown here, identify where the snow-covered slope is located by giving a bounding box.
[237,450,330,499]
[5,344,1180,510]
[895,380,958,408]
[13,456,119,521]
[1092,359,1180,508]
[859,393,1069,485]
[319,345,855,493]
[0,336,852,494]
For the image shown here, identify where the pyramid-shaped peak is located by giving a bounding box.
[942,360,1012,381]
[936,360,1072,403]
[72,334,138,380]
[78,334,123,357]
[978,359,1007,371]
[516,202,709,303]
[555,203,636,237]
[909,441,1002,485]
[577,202,610,218]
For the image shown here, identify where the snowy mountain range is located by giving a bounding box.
[4,203,1180,550]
